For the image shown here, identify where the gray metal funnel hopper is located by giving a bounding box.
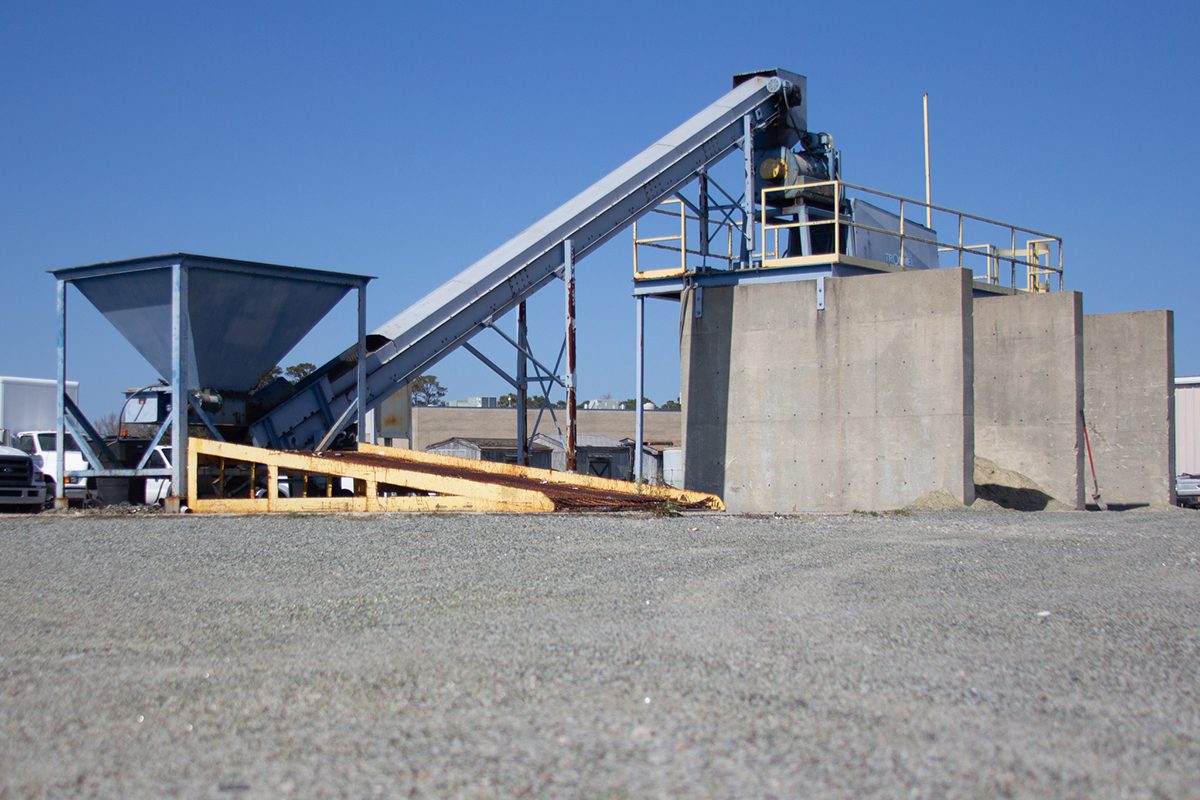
[52,254,373,393]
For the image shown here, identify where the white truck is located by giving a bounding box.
[0,445,48,510]
[1,377,89,504]
[13,431,92,503]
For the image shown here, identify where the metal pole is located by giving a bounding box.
[923,92,932,229]
[516,301,528,465]
[698,169,710,265]
[742,114,754,266]
[356,284,367,444]
[54,279,67,508]
[564,239,577,472]
[634,296,645,484]
[168,262,189,512]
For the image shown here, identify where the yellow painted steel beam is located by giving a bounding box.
[357,442,725,510]
[189,439,554,512]
[188,495,529,514]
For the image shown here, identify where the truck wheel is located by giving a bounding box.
[41,478,55,511]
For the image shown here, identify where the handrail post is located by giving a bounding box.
[1010,227,1017,289]
[679,199,687,273]
[899,198,906,268]
[957,214,964,268]
[834,181,841,258]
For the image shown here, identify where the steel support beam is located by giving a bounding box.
[356,285,367,443]
[742,113,755,266]
[516,301,528,466]
[167,262,189,512]
[55,279,67,508]
[463,343,519,389]
[634,296,645,483]
[564,239,577,472]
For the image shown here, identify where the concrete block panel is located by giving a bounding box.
[682,269,974,513]
[1083,311,1176,508]
[974,292,1085,508]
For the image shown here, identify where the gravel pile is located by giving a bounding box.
[1,510,1197,797]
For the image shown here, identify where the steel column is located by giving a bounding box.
[634,296,645,483]
[356,284,367,443]
[516,301,528,466]
[168,262,189,512]
[54,279,67,508]
[564,239,577,472]
[742,113,754,266]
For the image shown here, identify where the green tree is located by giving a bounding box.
[285,362,316,382]
[410,374,448,406]
[497,393,518,408]
[659,400,681,411]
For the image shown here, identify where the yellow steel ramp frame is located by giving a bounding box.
[187,439,553,513]
[355,442,725,510]
[186,439,724,513]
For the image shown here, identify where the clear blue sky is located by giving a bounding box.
[2,1,1197,419]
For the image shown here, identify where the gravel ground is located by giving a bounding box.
[0,509,1197,798]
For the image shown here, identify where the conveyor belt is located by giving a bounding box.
[252,70,807,450]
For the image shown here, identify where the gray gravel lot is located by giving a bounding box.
[0,509,1197,798]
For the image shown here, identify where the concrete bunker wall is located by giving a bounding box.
[973,292,1085,509]
[1083,311,1176,508]
[681,268,974,513]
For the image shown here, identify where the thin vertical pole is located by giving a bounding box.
[634,296,645,484]
[356,284,367,444]
[169,262,189,512]
[516,301,528,465]
[923,92,932,229]
[564,239,577,472]
[698,169,710,265]
[742,114,754,266]
[55,280,67,508]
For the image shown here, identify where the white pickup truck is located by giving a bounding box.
[13,431,91,503]
[0,445,48,510]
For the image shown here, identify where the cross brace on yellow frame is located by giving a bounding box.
[186,439,725,514]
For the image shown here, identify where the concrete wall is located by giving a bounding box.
[410,408,680,452]
[973,292,1085,508]
[1083,311,1175,507]
[682,268,975,513]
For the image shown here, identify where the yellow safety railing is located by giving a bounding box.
[757,180,1065,292]
[632,199,738,280]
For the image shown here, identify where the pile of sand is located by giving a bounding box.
[973,456,1073,512]
[903,457,1072,512]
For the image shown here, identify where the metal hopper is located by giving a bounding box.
[56,253,371,392]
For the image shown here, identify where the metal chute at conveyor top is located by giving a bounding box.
[250,69,812,451]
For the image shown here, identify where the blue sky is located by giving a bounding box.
[2,1,1197,419]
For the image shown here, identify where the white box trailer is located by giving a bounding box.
[1177,376,1200,474]
[0,376,79,447]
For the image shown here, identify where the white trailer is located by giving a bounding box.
[0,376,79,447]
[1178,377,1200,475]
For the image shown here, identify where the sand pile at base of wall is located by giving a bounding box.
[903,488,972,512]
[974,456,1074,511]
[902,458,1073,512]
